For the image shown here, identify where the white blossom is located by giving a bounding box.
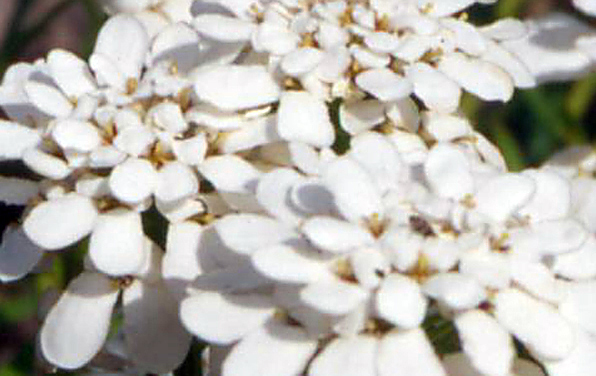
[40,240,191,373]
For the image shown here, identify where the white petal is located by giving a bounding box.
[151,22,201,73]
[256,168,304,226]
[316,22,350,50]
[425,143,473,200]
[309,336,378,376]
[173,134,207,166]
[422,112,472,142]
[47,49,96,98]
[553,235,596,280]
[123,280,191,374]
[0,120,41,160]
[89,145,127,168]
[380,228,423,272]
[193,14,256,42]
[52,119,102,152]
[281,47,324,77]
[441,18,487,55]
[214,214,295,255]
[571,177,596,232]
[474,173,535,222]
[480,18,528,41]
[574,0,596,15]
[376,274,427,329]
[364,31,401,53]
[253,244,330,284]
[339,100,385,135]
[510,260,565,303]
[253,23,300,55]
[199,155,261,194]
[108,158,158,205]
[406,63,461,113]
[91,15,148,83]
[315,47,351,83]
[349,132,406,193]
[194,65,280,111]
[113,125,156,157]
[355,68,413,102]
[290,178,336,216]
[158,195,204,225]
[149,101,188,134]
[22,148,72,180]
[163,221,203,299]
[494,288,575,360]
[482,40,536,89]
[24,81,72,117]
[543,330,596,376]
[219,115,281,153]
[351,45,391,69]
[277,91,334,148]
[378,328,446,376]
[455,310,514,376]
[0,225,44,282]
[88,53,125,91]
[222,321,317,376]
[438,53,513,102]
[89,209,147,277]
[180,292,275,345]
[423,237,462,272]
[0,177,39,205]
[423,273,486,311]
[300,278,370,315]
[502,14,593,83]
[155,161,199,205]
[508,219,588,258]
[303,216,374,254]
[520,169,571,221]
[322,157,383,222]
[559,281,596,336]
[350,247,390,289]
[40,272,118,369]
[24,194,97,250]
[192,263,269,293]
[186,104,249,130]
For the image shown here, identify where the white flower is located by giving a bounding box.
[187,0,534,146]
[177,127,596,376]
[40,239,191,373]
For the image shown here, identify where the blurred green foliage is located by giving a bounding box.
[0,0,595,375]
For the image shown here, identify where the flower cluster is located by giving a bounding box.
[0,0,596,375]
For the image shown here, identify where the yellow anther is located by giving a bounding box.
[339,6,354,26]
[126,78,138,95]
[299,33,316,47]
[375,14,390,31]
[283,77,302,90]
[169,61,179,75]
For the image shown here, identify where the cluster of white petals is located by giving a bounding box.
[1,0,596,375]
[189,0,537,136]
[503,13,596,83]
[171,124,596,376]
